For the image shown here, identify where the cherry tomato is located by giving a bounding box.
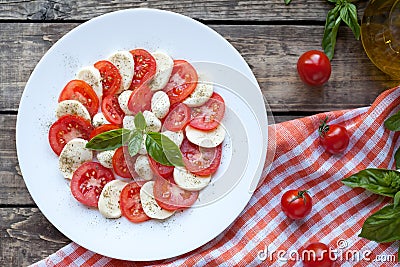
[120,182,150,223]
[318,118,350,154]
[163,60,198,105]
[153,176,199,211]
[89,124,120,140]
[302,242,334,267]
[112,146,137,178]
[148,156,174,182]
[48,114,93,155]
[101,95,125,125]
[70,162,115,207]
[162,103,191,132]
[190,92,225,131]
[58,80,100,117]
[281,190,312,220]
[127,84,154,114]
[129,49,156,90]
[180,138,221,176]
[94,60,122,97]
[297,50,331,86]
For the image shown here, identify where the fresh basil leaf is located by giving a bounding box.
[128,130,143,157]
[134,112,146,131]
[322,4,342,60]
[385,110,400,131]
[394,192,400,209]
[395,147,400,170]
[359,204,400,243]
[145,132,184,167]
[284,0,292,4]
[340,2,360,40]
[86,129,131,151]
[342,169,400,197]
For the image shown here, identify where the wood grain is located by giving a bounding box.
[1,23,398,113]
[0,0,367,22]
[0,208,69,266]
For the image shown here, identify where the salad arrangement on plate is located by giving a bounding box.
[48,48,227,223]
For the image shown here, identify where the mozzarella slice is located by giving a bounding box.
[134,155,153,181]
[118,90,133,115]
[56,100,91,121]
[92,113,109,127]
[123,115,135,130]
[108,51,135,92]
[98,180,127,219]
[185,125,226,148]
[76,66,102,98]
[182,75,213,107]
[151,91,170,119]
[173,167,211,191]
[140,181,175,219]
[59,138,93,179]
[161,131,184,147]
[143,111,161,132]
[150,52,173,91]
[97,149,116,169]
[138,134,147,155]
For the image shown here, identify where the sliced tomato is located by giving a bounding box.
[101,95,125,125]
[153,177,199,211]
[120,182,150,223]
[70,162,115,207]
[48,114,93,155]
[127,84,154,114]
[162,103,191,132]
[180,138,222,176]
[129,49,156,90]
[190,92,225,131]
[58,80,99,117]
[89,124,120,139]
[163,60,198,105]
[94,60,122,97]
[112,146,137,178]
[148,156,174,182]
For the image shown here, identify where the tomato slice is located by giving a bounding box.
[58,80,100,117]
[94,60,122,97]
[148,156,174,182]
[162,103,191,132]
[163,60,198,105]
[89,124,120,139]
[153,177,199,211]
[120,182,150,223]
[70,162,115,207]
[127,84,154,114]
[180,138,222,176]
[48,114,93,155]
[112,146,137,178]
[129,49,157,90]
[101,95,125,125]
[189,92,225,131]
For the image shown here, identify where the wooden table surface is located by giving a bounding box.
[1,0,399,266]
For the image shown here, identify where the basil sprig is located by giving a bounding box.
[86,112,184,167]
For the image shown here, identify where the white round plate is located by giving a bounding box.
[16,9,268,261]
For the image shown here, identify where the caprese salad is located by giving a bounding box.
[48,48,226,223]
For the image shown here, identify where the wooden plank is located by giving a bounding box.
[0,0,367,22]
[1,23,398,113]
[0,207,69,266]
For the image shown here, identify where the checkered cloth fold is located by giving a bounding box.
[33,87,400,267]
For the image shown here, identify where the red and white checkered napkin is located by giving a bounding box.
[33,87,400,267]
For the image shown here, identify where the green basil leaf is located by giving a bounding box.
[86,129,131,151]
[340,2,360,40]
[145,132,184,167]
[128,130,143,157]
[395,147,400,169]
[134,112,146,131]
[394,192,400,209]
[359,204,400,243]
[284,0,292,4]
[322,4,342,60]
[384,110,400,131]
[342,169,400,197]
